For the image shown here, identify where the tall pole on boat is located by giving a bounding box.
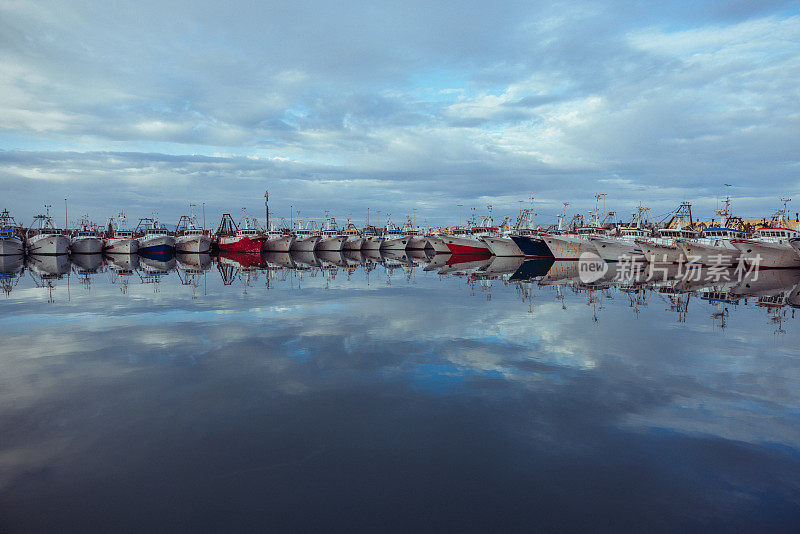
[267,191,271,229]
[64,198,68,229]
[202,202,206,230]
[290,205,293,230]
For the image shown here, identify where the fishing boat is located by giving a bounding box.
[731,200,800,268]
[407,229,428,250]
[341,225,364,250]
[217,211,265,253]
[264,230,295,252]
[175,209,211,253]
[136,217,176,254]
[591,227,648,262]
[636,227,698,263]
[26,206,71,255]
[316,229,347,251]
[380,226,411,251]
[424,234,451,254]
[0,209,24,256]
[361,226,385,251]
[316,216,347,251]
[678,188,745,266]
[509,229,553,258]
[70,216,104,254]
[104,211,139,254]
[290,228,321,251]
[440,227,495,255]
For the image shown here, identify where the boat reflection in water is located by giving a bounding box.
[2,252,800,329]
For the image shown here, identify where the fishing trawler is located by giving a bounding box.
[71,215,104,254]
[264,230,295,252]
[217,211,265,253]
[175,207,211,253]
[316,217,347,251]
[104,211,139,254]
[731,199,800,268]
[678,187,744,266]
[538,197,610,259]
[26,206,71,255]
[440,227,495,255]
[361,226,385,251]
[0,209,24,256]
[136,217,176,254]
[290,227,322,251]
[341,225,364,250]
[509,229,553,258]
[380,223,411,251]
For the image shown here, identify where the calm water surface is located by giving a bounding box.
[1,251,800,532]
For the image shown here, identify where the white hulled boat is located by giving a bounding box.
[71,216,104,254]
[678,187,745,266]
[264,230,295,252]
[26,207,71,255]
[591,227,647,262]
[175,210,211,253]
[104,211,139,254]
[380,226,411,251]
[341,227,364,250]
[316,229,347,251]
[731,202,800,268]
[636,227,698,263]
[407,228,428,250]
[0,209,24,256]
[361,226,384,251]
[680,227,744,266]
[290,228,321,251]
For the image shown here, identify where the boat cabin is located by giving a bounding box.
[76,230,99,237]
[574,226,609,236]
[144,227,169,236]
[659,228,697,239]
[756,227,798,240]
[114,230,134,238]
[237,228,261,237]
[700,227,745,239]
[618,227,646,237]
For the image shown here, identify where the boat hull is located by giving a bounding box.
[175,235,211,253]
[381,236,410,251]
[635,239,684,263]
[0,237,24,256]
[218,235,262,253]
[139,234,176,254]
[343,237,364,250]
[71,237,104,254]
[590,238,645,262]
[481,236,522,256]
[362,236,384,251]
[679,241,741,266]
[263,235,294,252]
[407,236,428,249]
[291,236,321,252]
[509,235,553,258]
[441,235,491,255]
[424,236,451,254]
[539,235,597,260]
[26,234,70,255]
[104,237,139,254]
[732,239,800,269]
[316,236,347,251]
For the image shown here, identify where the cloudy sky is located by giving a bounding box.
[1,0,799,228]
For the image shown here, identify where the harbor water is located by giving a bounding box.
[1,252,800,531]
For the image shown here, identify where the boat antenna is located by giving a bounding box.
[264,189,269,231]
